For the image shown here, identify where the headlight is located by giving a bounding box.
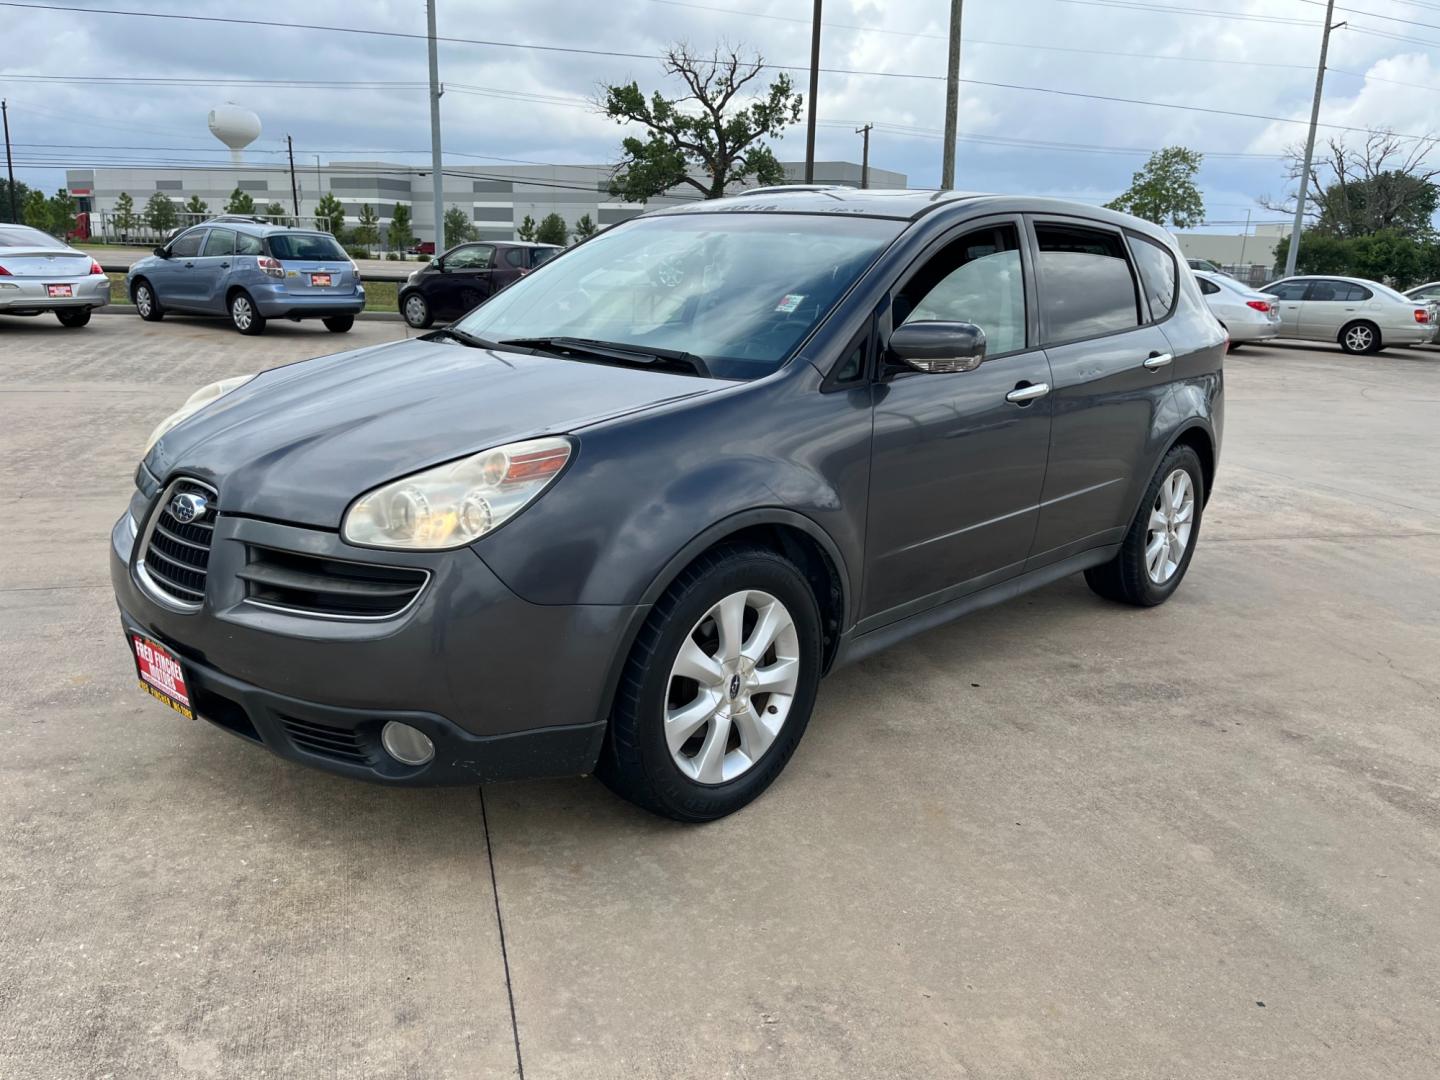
[143,375,255,456]
[343,436,572,550]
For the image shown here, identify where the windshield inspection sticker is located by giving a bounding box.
[775,293,805,313]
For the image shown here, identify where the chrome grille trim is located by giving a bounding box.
[135,478,219,612]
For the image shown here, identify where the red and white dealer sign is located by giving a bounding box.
[131,634,193,719]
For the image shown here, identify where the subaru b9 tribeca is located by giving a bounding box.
[111,189,1223,821]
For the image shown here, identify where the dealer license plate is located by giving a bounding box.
[46,284,73,298]
[131,633,193,719]
[310,272,332,287]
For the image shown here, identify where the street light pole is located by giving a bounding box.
[286,134,300,221]
[1285,0,1340,278]
[941,0,964,189]
[855,123,872,189]
[426,0,446,252]
[804,0,821,183]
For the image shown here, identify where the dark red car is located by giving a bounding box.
[399,240,562,327]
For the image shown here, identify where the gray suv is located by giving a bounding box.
[111,189,1223,821]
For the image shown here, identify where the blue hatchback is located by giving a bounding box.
[127,221,366,335]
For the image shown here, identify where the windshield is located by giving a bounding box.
[455,213,904,379]
[267,232,348,261]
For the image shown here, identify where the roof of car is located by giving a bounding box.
[184,220,333,238]
[1268,274,1386,286]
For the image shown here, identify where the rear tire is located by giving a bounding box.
[229,290,265,335]
[323,314,355,333]
[1085,443,1205,607]
[55,307,91,328]
[401,291,432,329]
[1339,320,1381,354]
[597,545,823,822]
[133,280,164,321]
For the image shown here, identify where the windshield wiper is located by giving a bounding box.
[424,326,509,351]
[498,336,710,377]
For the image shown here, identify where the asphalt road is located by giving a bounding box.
[2,315,1438,1079]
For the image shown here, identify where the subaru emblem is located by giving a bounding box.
[170,492,207,524]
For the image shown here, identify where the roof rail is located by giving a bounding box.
[741,184,849,196]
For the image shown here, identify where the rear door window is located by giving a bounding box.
[531,247,560,266]
[201,230,235,257]
[169,230,205,259]
[1128,234,1178,321]
[504,248,528,268]
[1034,222,1140,344]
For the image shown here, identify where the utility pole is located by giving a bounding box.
[2,99,16,223]
[804,0,821,182]
[855,123,872,189]
[286,135,300,221]
[941,0,963,189]
[1286,0,1341,277]
[426,0,446,253]
[1238,208,1252,267]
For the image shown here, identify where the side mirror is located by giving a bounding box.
[888,321,987,374]
[153,246,169,259]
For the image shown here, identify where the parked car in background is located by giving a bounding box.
[112,189,1223,821]
[1194,270,1279,346]
[128,222,365,335]
[0,223,110,327]
[409,241,436,256]
[1187,257,1232,278]
[1405,282,1440,342]
[398,240,562,327]
[1259,275,1436,354]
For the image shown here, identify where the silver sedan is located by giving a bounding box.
[0,224,111,327]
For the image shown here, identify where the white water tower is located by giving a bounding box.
[208,104,262,164]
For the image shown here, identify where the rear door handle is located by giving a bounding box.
[183,261,194,268]
[1143,352,1173,370]
[1005,382,1050,404]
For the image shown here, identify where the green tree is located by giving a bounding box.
[387,202,414,250]
[112,191,137,238]
[355,203,380,247]
[315,192,345,235]
[572,213,599,242]
[47,189,77,238]
[144,192,178,232]
[0,178,33,223]
[1105,146,1205,228]
[225,188,256,215]
[262,201,287,220]
[516,214,537,242]
[443,206,476,244]
[601,44,802,201]
[535,213,568,246]
[1271,228,1432,287]
[23,189,49,230]
[184,194,210,219]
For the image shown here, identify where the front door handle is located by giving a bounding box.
[183,261,194,268]
[1005,382,1050,404]
[219,261,230,268]
[1143,352,1174,370]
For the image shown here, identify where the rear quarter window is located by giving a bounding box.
[235,233,263,256]
[1129,234,1178,321]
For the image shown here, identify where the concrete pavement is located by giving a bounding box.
[1,319,1437,1078]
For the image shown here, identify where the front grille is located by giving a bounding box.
[280,715,374,765]
[239,546,429,619]
[139,478,218,609]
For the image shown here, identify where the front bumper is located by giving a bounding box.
[250,281,366,319]
[111,477,633,785]
[0,274,111,312]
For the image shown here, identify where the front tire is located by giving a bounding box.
[323,314,355,333]
[229,290,265,335]
[401,291,432,329]
[55,307,91,328]
[1085,444,1205,607]
[133,280,163,321]
[598,546,822,822]
[1340,320,1381,354]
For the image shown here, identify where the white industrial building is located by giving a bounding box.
[64,159,907,245]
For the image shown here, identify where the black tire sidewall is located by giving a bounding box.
[56,308,90,327]
[612,549,822,821]
[324,315,354,332]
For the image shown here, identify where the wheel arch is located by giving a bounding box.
[1168,422,1217,506]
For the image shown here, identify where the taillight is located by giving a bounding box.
[1415,308,1430,324]
[1246,300,1271,313]
[258,255,284,279]
[349,259,361,282]
[0,264,10,276]
[89,259,104,276]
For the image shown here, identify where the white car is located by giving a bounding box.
[1259,275,1438,354]
[1194,270,1279,346]
[1404,282,1440,343]
[0,223,111,327]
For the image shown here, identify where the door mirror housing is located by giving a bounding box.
[153,246,170,259]
[888,321,987,374]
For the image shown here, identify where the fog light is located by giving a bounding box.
[381,721,434,766]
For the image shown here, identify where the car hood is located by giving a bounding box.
[145,336,729,528]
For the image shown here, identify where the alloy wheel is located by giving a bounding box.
[1344,324,1374,352]
[664,589,801,784]
[1146,469,1195,584]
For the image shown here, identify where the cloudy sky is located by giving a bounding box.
[4,0,1440,230]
